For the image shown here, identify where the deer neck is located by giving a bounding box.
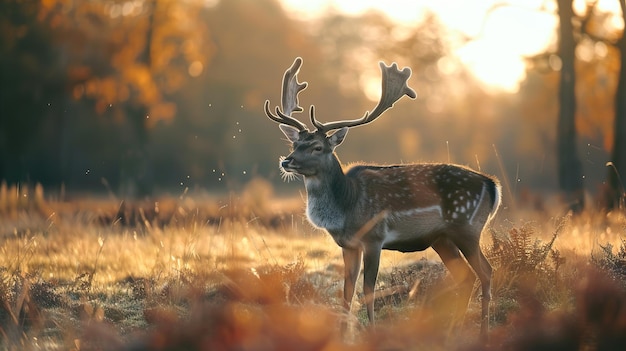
[303,155,356,231]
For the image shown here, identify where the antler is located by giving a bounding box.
[264,57,309,131]
[311,62,416,133]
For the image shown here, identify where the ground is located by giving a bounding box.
[1,183,626,350]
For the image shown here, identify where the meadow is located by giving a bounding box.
[1,181,626,350]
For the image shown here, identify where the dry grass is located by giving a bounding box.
[1,182,626,350]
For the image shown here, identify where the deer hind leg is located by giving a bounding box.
[454,234,493,342]
[474,248,492,342]
[362,244,382,324]
[432,237,476,327]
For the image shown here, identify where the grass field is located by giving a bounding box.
[1,181,626,350]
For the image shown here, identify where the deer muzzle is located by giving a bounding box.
[281,157,295,170]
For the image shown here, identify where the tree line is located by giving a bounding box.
[0,0,624,211]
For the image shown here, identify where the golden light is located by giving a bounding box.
[188,61,204,77]
[280,0,427,23]
[457,4,557,92]
[280,0,560,93]
[457,42,527,93]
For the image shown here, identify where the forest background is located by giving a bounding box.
[1,0,625,210]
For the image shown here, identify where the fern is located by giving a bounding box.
[592,239,626,286]
[488,223,559,276]
[486,219,569,311]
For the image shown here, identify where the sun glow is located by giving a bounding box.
[455,4,558,93]
[280,0,560,93]
[279,0,427,24]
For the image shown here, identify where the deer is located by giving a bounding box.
[264,57,501,341]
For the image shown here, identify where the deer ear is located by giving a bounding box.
[279,124,300,143]
[328,127,348,148]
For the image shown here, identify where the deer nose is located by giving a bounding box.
[281,157,293,168]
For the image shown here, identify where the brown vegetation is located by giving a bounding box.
[1,184,626,350]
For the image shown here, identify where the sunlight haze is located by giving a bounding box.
[280,0,560,93]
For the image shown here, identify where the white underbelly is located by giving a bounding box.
[383,205,444,250]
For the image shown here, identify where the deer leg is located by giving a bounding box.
[474,249,493,342]
[432,238,476,326]
[455,236,493,343]
[362,244,382,324]
[342,247,362,314]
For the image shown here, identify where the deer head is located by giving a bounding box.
[265,57,416,178]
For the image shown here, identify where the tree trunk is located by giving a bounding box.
[606,0,626,211]
[119,0,156,197]
[556,0,585,213]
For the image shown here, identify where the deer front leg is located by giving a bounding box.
[342,247,362,313]
[362,244,382,324]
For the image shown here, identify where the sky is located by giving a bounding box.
[279,0,622,93]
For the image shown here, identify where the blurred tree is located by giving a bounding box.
[0,0,211,194]
[161,0,325,190]
[556,0,585,213]
[0,0,66,183]
[523,0,625,210]
[75,0,210,196]
[606,0,626,210]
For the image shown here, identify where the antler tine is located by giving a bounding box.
[281,57,307,116]
[264,57,309,131]
[309,105,324,130]
[313,61,416,133]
